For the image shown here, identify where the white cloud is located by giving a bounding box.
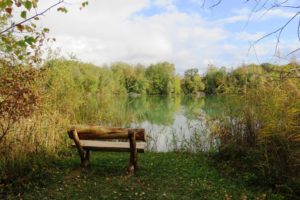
[218,8,297,24]
[38,0,230,73]
[35,0,299,74]
[235,32,265,42]
[152,0,176,11]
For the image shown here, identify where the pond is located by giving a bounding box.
[76,95,240,152]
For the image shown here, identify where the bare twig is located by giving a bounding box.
[254,12,300,44]
[207,0,300,58]
[209,0,222,8]
[298,19,300,42]
[286,48,300,56]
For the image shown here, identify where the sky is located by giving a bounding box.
[38,0,300,74]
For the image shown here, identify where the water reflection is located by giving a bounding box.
[76,95,236,152]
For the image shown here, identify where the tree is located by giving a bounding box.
[181,68,205,95]
[0,64,41,143]
[0,0,88,66]
[145,62,177,95]
[203,66,227,94]
[129,64,148,95]
[0,1,59,66]
[0,1,88,143]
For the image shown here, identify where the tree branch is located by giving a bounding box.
[251,11,300,57]
[0,0,65,35]
[209,0,222,8]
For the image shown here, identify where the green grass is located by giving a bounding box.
[2,152,283,200]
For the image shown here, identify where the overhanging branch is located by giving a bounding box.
[0,0,65,35]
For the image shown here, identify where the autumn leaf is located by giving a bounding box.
[5,7,12,14]
[16,24,25,32]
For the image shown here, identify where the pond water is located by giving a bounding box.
[77,95,240,152]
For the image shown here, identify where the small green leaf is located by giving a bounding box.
[5,45,12,51]
[25,25,33,32]
[43,28,50,33]
[24,1,32,10]
[18,55,24,60]
[17,40,27,47]
[81,1,88,8]
[21,11,27,19]
[24,36,36,45]
[57,7,68,13]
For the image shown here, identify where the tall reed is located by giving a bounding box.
[210,77,300,198]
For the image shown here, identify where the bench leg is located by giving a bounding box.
[72,130,88,167]
[81,150,90,168]
[128,131,138,173]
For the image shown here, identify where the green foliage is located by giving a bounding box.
[145,62,178,95]
[203,66,227,94]
[39,59,194,127]
[44,60,184,97]
[181,68,205,95]
[0,1,51,66]
[203,63,300,95]
[0,0,88,66]
[111,62,148,95]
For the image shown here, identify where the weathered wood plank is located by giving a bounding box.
[67,125,146,141]
[71,140,146,153]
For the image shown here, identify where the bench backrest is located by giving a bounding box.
[67,125,146,141]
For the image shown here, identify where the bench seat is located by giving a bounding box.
[68,125,146,172]
[72,140,146,152]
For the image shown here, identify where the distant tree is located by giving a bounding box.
[181,68,205,95]
[111,62,138,94]
[132,64,148,94]
[203,66,227,94]
[145,62,177,95]
[174,75,182,95]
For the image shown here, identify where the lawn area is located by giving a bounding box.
[3,152,283,200]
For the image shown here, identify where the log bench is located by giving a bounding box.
[67,125,146,173]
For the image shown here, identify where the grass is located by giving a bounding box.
[2,151,284,200]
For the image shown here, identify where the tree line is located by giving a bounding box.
[44,59,205,97]
[44,59,299,97]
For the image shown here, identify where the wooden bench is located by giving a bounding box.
[67,125,146,173]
